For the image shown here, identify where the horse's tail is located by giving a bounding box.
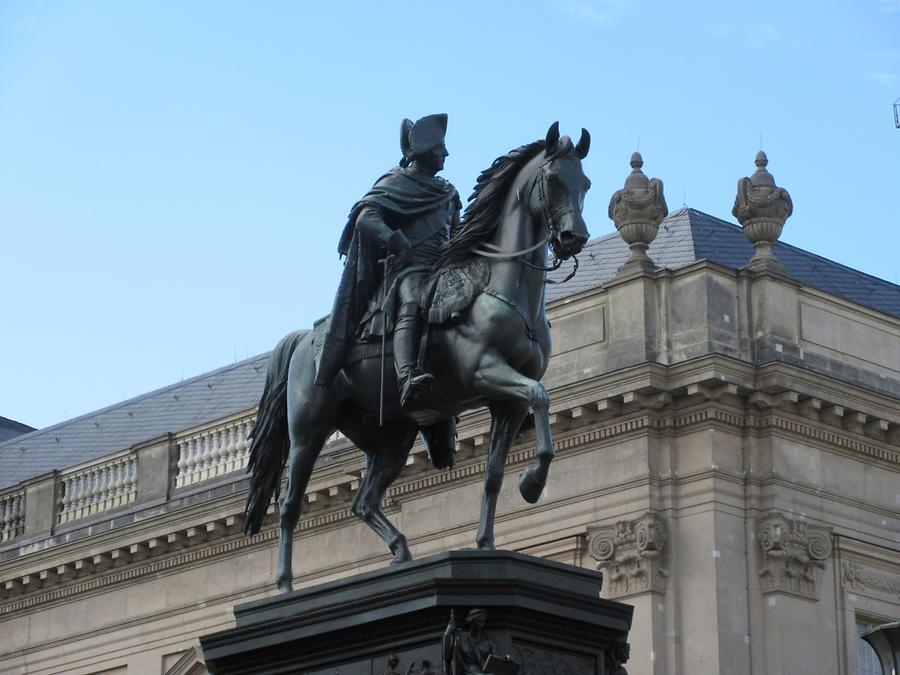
[243,329,308,535]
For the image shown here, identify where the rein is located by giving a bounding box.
[469,160,579,284]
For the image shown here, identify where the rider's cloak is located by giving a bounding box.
[315,166,460,388]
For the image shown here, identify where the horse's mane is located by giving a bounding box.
[437,137,575,269]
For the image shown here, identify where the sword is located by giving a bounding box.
[377,253,396,427]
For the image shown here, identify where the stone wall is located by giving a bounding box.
[1,263,897,675]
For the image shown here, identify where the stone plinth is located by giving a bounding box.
[200,550,633,675]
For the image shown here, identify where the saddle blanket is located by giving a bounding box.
[312,258,490,371]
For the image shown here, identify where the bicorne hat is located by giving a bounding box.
[400,113,448,162]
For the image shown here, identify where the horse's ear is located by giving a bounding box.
[576,128,591,159]
[545,121,560,153]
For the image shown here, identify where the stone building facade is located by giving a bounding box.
[1,197,898,674]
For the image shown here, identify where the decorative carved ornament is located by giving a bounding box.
[842,562,900,598]
[732,151,793,274]
[757,514,832,600]
[587,513,668,599]
[512,645,594,675]
[607,152,668,274]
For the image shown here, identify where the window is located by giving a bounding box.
[858,619,884,675]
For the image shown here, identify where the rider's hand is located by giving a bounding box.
[387,229,412,265]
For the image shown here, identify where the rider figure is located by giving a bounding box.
[316,114,461,409]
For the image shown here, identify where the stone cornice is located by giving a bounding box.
[834,534,900,569]
[754,361,900,424]
[759,415,900,466]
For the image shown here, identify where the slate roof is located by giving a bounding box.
[2,208,898,490]
[0,417,35,444]
[0,354,270,490]
[547,208,900,319]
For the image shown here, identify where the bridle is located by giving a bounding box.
[470,159,580,284]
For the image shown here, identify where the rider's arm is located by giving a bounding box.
[356,205,410,256]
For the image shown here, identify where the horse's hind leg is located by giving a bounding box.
[350,423,418,563]
[276,423,332,592]
[476,401,529,550]
[474,353,554,505]
[276,347,337,593]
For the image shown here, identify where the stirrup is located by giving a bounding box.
[399,369,433,408]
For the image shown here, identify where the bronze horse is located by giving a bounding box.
[244,123,591,592]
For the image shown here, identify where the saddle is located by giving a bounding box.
[312,258,490,371]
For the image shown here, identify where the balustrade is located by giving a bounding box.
[0,410,320,540]
[0,490,25,542]
[58,454,136,525]
[174,416,255,489]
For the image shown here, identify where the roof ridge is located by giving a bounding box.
[0,350,273,448]
[582,208,693,248]
[685,208,900,290]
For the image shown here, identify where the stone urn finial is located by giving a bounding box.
[732,151,793,274]
[608,152,668,274]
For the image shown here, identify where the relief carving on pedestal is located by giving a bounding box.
[512,645,594,675]
[586,512,668,599]
[757,514,832,600]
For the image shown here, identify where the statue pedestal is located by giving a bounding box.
[200,550,633,674]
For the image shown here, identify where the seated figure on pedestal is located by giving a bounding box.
[443,609,497,674]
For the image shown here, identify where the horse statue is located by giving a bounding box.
[244,122,591,592]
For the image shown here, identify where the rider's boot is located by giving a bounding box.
[394,303,433,408]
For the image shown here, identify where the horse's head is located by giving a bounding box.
[530,121,591,260]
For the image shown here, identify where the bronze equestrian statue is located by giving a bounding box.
[244,117,591,592]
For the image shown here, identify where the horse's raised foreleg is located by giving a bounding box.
[350,424,418,563]
[476,402,529,550]
[474,353,554,505]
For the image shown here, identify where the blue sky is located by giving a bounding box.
[2,0,899,429]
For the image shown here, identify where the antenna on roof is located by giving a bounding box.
[894,97,900,128]
[683,188,687,207]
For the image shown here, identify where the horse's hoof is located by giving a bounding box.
[276,579,294,594]
[388,535,412,565]
[476,541,496,551]
[390,551,412,565]
[518,469,545,504]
